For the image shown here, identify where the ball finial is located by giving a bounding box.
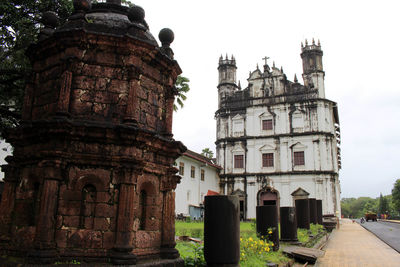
[41,11,59,29]
[128,5,145,23]
[73,0,92,13]
[158,28,174,47]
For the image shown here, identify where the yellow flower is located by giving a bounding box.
[268,230,272,234]
[248,237,253,241]
[271,243,274,247]
[241,253,245,256]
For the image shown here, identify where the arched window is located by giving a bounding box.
[79,184,97,229]
[139,190,147,230]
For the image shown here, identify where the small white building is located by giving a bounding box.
[174,150,221,220]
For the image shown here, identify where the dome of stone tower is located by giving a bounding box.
[55,1,158,46]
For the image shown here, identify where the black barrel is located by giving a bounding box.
[295,199,310,229]
[309,198,317,224]
[316,199,323,225]
[204,195,240,266]
[256,205,279,251]
[280,206,298,242]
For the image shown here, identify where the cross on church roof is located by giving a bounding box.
[262,56,270,65]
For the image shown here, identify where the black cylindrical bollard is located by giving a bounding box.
[316,199,323,225]
[280,207,298,242]
[309,198,317,224]
[256,205,279,251]
[295,199,310,229]
[204,195,240,266]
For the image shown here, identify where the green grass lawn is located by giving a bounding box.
[175,220,256,239]
[175,220,324,266]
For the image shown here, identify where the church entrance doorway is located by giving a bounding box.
[257,187,280,207]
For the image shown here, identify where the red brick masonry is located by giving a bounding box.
[0,2,185,266]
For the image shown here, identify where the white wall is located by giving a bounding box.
[174,154,220,216]
[216,98,341,219]
[0,140,12,180]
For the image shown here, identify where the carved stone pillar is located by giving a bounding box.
[56,70,72,116]
[124,79,140,125]
[28,162,62,263]
[164,96,174,137]
[160,169,181,259]
[111,167,141,265]
[28,178,59,263]
[160,190,179,259]
[34,179,59,249]
[111,183,136,264]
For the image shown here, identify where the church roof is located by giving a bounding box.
[183,150,222,170]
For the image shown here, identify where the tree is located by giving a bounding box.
[340,197,378,218]
[392,179,400,214]
[378,193,389,215]
[201,148,214,159]
[174,76,190,111]
[0,0,73,137]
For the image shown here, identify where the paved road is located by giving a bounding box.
[358,219,400,253]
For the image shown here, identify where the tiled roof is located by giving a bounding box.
[183,150,222,170]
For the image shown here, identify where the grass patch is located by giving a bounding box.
[176,221,257,239]
[297,223,325,246]
[176,221,204,238]
[175,221,325,266]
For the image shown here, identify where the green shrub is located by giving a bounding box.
[176,242,206,267]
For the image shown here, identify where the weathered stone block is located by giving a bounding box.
[55,230,68,248]
[94,217,110,231]
[63,216,80,228]
[136,231,161,249]
[58,200,81,216]
[95,203,115,218]
[96,192,112,203]
[103,231,115,249]
[109,79,128,93]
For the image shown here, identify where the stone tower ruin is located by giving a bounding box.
[0,0,185,265]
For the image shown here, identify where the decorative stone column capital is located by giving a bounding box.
[38,160,65,181]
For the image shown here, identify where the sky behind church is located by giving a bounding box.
[1,0,399,199]
[132,0,400,199]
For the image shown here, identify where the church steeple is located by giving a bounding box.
[217,54,237,108]
[301,39,325,98]
[218,54,237,86]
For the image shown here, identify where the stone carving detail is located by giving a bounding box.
[57,71,72,115]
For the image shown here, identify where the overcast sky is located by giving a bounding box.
[133,0,400,199]
[1,0,399,199]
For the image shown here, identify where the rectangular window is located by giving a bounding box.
[234,155,244,168]
[201,169,205,181]
[191,166,195,178]
[294,151,305,166]
[179,162,184,175]
[262,153,274,167]
[262,119,273,130]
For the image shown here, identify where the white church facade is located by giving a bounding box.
[215,40,341,219]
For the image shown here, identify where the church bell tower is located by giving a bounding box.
[301,39,325,98]
[217,55,238,108]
